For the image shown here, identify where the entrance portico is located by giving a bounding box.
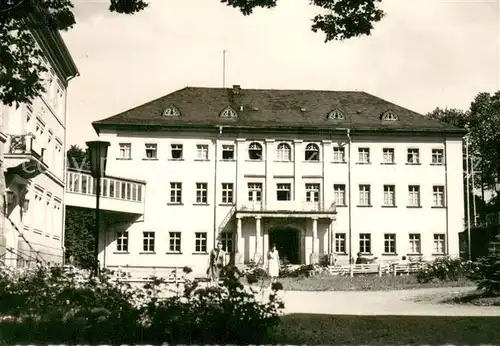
[233,202,337,265]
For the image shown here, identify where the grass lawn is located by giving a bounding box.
[255,274,473,291]
[269,314,500,345]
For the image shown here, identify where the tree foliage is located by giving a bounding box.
[66,144,91,170]
[468,92,500,188]
[64,145,94,267]
[1,0,384,107]
[64,207,95,269]
[468,233,500,295]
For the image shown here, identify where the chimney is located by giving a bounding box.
[232,85,241,95]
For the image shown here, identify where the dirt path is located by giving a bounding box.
[279,287,500,316]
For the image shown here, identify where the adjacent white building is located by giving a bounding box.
[88,85,466,276]
[0,12,79,266]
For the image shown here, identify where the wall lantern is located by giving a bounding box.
[5,191,15,206]
[22,198,30,213]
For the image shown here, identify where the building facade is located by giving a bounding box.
[91,85,466,276]
[0,12,79,266]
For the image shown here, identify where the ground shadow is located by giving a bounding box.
[270,313,500,345]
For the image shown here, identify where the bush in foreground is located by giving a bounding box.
[415,256,472,283]
[0,264,284,344]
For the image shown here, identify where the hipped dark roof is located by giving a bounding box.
[92,86,466,135]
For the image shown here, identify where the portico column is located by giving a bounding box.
[254,216,262,263]
[235,216,243,265]
[309,217,319,264]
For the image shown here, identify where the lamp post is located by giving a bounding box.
[86,140,110,276]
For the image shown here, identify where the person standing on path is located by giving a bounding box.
[267,244,280,283]
[207,241,226,287]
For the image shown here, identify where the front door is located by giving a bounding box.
[269,228,300,264]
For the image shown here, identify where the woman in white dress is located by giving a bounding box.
[267,244,280,283]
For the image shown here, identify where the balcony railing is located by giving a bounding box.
[66,169,145,203]
[7,133,45,160]
[238,201,336,213]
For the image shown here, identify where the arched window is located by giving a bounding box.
[219,106,238,118]
[381,111,398,121]
[248,142,263,160]
[327,109,345,120]
[163,104,181,117]
[276,142,291,161]
[305,143,320,161]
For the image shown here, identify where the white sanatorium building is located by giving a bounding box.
[85,85,466,276]
[0,6,79,266]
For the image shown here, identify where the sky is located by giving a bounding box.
[62,0,500,147]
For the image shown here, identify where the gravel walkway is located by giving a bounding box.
[279,287,500,316]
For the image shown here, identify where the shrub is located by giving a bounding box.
[468,233,500,295]
[415,256,472,283]
[0,263,284,344]
[144,265,283,344]
[279,263,328,278]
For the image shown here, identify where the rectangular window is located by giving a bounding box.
[145,143,157,159]
[359,233,371,254]
[196,182,208,204]
[196,144,209,160]
[119,143,131,159]
[358,184,371,206]
[170,182,182,204]
[407,148,420,164]
[221,183,234,204]
[408,185,420,207]
[305,183,320,202]
[116,232,129,252]
[195,232,207,253]
[221,232,233,253]
[222,144,235,160]
[142,231,155,252]
[409,233,421,254]
[383,148,395,164]
[383,185,396,206]
[384,234,396,254]
[335,233,346,253]
[358,148,370,163]
[433,185,445,207]
[432,149,444,165]
[248,183,262,202]
[171,144,183,159]
[276,183,291,201]
[169,231,181,253]
[433,234,446,254]
[334,184,346,206]
[333,146,345,163]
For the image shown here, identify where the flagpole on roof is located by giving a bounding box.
[223,49,226,89]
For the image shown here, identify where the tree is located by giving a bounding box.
[426,107,470,129]
[468,232,500,295]
[0,0,384,107]
[66,144,90,170]
[64,145,94,268]
[468,92,500,189]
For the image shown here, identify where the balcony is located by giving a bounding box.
[4,134,48,180]
[65,169,146,215]
[236,201,336,219]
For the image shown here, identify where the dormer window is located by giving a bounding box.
[220,106,238,118]
[381,110,398,121]
[328,109,345,120]
[163,104,181,117]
